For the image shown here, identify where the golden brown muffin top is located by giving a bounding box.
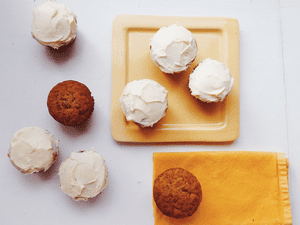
[153,167,202,219]
[47,80,94,126]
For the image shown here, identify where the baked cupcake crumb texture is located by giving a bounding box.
[153,167,202,219]
[47,80,94,126]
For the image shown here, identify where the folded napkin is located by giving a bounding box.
[153,151,292,225]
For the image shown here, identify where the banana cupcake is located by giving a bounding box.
[59,148,108,201]
[153,168,202,219]
[150,23,198,74]
[47,80,94,126]
[31,0,77,49]
[189,58,234,103]
[119,79,168,127]
[8,126,59,174]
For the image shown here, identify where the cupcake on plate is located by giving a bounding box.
[150,23,198,74]
[31,0,77,49]
[59,148,108,201]
[153,168,202,219]
[47,80,94,126]
[119,79,168,127]
[189,58,234,103]
[8,126,59,174]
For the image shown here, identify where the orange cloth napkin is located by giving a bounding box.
[153,151,292,225]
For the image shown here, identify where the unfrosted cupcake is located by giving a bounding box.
[153,168,202,219]
[8,126,59,174]
[189,58,234,103]
[31,0,77,49]
[150,23,198,74]
[59,148,108,201]
[47,80,94,126]
[119,79,168,127]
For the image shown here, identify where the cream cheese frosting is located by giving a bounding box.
[150,23,198,74]
[59,148,108,201]
[189,58,234,103]
[8,126,59,174]
[119,79,168,127]
[31,0,77,49]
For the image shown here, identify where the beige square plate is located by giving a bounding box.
[111,15,239,142]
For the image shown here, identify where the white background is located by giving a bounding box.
[1,0,300,224]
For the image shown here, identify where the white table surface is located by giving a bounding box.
[1,0,299,224]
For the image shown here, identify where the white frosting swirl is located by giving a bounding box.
[150,24,198,74]
[8,126,59,174]
[119,79,168,127]
[189,58,234,102]
[31,0,77,49]
[59,148,108,201]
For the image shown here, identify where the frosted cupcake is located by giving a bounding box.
[59,148,108,201]
[8,126,59,174]
[189,58,234,103]
[119,79,168,127]
[31,0,77,49]
[150,23,198,74]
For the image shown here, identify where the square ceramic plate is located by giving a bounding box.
[111,15,239,142]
